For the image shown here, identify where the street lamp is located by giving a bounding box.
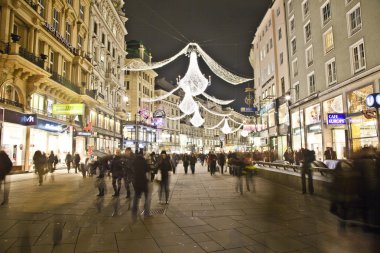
[113,87,127,154]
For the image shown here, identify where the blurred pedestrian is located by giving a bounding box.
[0,149,12,205]
[190,152,197,174]
[157,150,173,204]
[111,149,124,197]
[131,151,151,220]
[53,154,58,170]
[65,152,72,173]
[74,153,81,173]
[123,147,135,198]
[217,152,226,174]
[183,153,190,174]
[208,151,217,175]
[147,152,157,182]
[301,149,315,194]
[33,150,46,186]
[284,148,294,164]
[48,151,55,173]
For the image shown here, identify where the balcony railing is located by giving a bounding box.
[0,41,10,54]
[19,47,45,68]
[50,72,80,93]
[31,107,67,121]
[97,92,105,99]
[85,89,97,99]
[0,97,24,108]
[23,0,38,12]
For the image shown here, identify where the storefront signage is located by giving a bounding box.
[153,109,166,118]
[1,109,37,126]
[240,107,257,113]
[43,22,78,55]
[307,124,322,133]
[52,104,85,115]
[138,108,150,119]
[327,113,346,125]
[76,131,92,137]
[366,93,380,107]
[36,119,66,132]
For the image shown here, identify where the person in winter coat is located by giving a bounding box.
[183,154,190,174]
[157,150,173,204]
[208,151,217,176]
[0,149,12,205]
[123,147,135,198]
[65,152,73,173]
[284,148,294,164]
[73,153,81,173]
[111,149,124,197]
[33,150,46,186]
[48,151,55,173]
[189,153,197,174]
[217,152,226,174]
[131,151,151,220]
[146,152,157,182]
[301,149,315,194]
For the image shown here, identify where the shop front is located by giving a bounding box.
[347,85,378,152]
[122,123,157,153]
[322,95,346,159]
[291,109,304,151]
[305,104,323,160]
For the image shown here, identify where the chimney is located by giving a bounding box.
[138,43,144,60]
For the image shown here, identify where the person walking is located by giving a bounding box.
[53,154,58,170]
[74,153,81,173]
[48,151,55,173]
[183,153,190,174]
[284,148,294,164]
[208,151,217,175]
[157,150,173,204]
[217,152,226,174]
[147,152,157,182]
[33,150,46,186]
[301,149,315,194]
[131,151,151,220]
[111,149,124,197]
[190,153,197,174]
[123,147,135,198]
[65,152,73,173]
[0,149,13,205]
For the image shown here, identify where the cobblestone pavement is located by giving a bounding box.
[0,164,379,253]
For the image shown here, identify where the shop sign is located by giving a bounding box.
[52,104,85,115]
[366,93,380,107]
[279,124,289,135]
[36,119,66,132]
[307,123,322,133]
[76,131,92,137]
[269,126,277,137]
[138,108,150,119]
[0,109,37,126]
[293,128,302,136]
[327,113,346,125]
[153,109,166,118]
[240,107,257,113]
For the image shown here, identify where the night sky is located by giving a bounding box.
[124,0,272,111]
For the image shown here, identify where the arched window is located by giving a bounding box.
[0,84,21,103]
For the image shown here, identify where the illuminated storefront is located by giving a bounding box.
[291,110,304,151]
[305,104,323,160]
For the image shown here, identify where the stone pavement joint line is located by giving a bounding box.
[0,163,379,252]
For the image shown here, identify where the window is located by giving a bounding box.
[281,77,285,95]
[266,43,269,53]
[326,58,337,85]
[279,52,284,65]
[93,22,98,35]
[308,72,316,94]
[347,4,361,36]
[302,0,310,19]
[291,37,297,55]
[323,28,334,54]
[350,39,366,73]
[101,33,105,45]
[139,83,141,91]
[277,7,280,16]
[289,15,295,34]
[65,21,71,42]
[53,8,59,31]
[78,35,83,49]
[321,1,331,26]
[295,82,300,101]
[38,0,45,18]
[49,50,54,72]
[62,59,67,77]
[107,41,111,52]
[269,38,273,49]
[304,21,311,43]
[79,4,85,20]
[292,58,298,78]
[278,28,282,40]
[67,0,73,6]
[30,94,45,111]
[288,0,294,13]
[306,45,313,67]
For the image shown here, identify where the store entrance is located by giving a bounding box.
[332,129,346,159]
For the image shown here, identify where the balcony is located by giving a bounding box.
[85,89,97,99]
[23,0,38,12]
[105,72,119,86]
[0,97,24,109]
[0,41,10,54]
[30,107,67,121]
[50,72,80,93]
[19,47,45,69]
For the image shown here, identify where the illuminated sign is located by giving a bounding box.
[240,107,257,113]
[36,119,67,132]
[327,113,346,125]
[153,109,166,118]
[366,93,380,107]
[76,131,92,137]
[52,104,85,115]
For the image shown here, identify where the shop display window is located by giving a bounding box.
[350,115,377,151]
[268,111,276,127]
[348,85,373,113]
[305,104,321,125]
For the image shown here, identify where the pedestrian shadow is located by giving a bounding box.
[94,197,104,213]
[53,216,64,246]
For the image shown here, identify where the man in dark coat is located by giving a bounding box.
[189,153,197,174]
[65,152,72,173]
[123,147,135,198]
[33,150,46,186]
[217,152,226,174]
[208,151,217,176]
[301,149,315,194]
[183,154,190,174]
[0,150,12,205]
[111,149,124,197]
[48,151,55,173]
[73,153,81,173]
[157,150,172,204]
[131,151,151,220]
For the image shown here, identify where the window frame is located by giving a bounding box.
[325,57,337,86]
[292,58,298,78]
[53,8,59,31]
[304,20,312,43]
[291,37,297,56]
[302,0,310,20]
[323,27,334,54]
[305,45,313,68]
[289,15,295,34]
[346,3,362,37]
[320,0,332,28]
[350,38,366,74]
[307,71,316,95]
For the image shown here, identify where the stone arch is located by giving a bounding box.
[0,81,25,107]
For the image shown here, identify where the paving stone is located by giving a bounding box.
[198,240,224,252]
[189,233,211,243]
[250,233,310,252]
[155,235,194,247]
[171,217,207,227]
[75,233,118,252]
[182,225,216,234]
[161,242,206,253]
[206,229,255,249]
[202,217,245,230]
[116,238,161,252]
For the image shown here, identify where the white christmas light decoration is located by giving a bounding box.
[190,105,205,127]
[201,92,234,105]
[179,92,197,115]
[142,86,181,102]
[221,118,232,134]
[179,51,210,96]
[205,117,225,130]
[166,113,187,121]
[240,130,249,137]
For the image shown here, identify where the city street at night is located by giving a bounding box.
[0,164,379,253]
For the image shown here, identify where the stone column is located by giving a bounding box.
[23,126,31,171]
[28,28,35,53]
[0,6,11,42]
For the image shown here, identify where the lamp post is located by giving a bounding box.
[285,95,293,151]
[113,87,127,154]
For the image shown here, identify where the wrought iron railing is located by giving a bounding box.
[0,41,10,54]
[50,72,80,93]
[19,47,45,68]
[30,107,67,121]
[0,97,23,108]
[85,89,97,99]
[23,0,38,12]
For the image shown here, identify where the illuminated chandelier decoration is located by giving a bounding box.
[205,116,245,134]
[190,104,205,127]
[221,118,232,134]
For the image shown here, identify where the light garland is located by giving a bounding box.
[141,86,181,102]
[229,123,244,134]
[190,105,205,127]
[166,113,187,121]
[240,129,249,137]
[221,118,232,134]
[198,102,232,117]
[179,92,197,115]
[204,117,225,130]
[201,92,234,105]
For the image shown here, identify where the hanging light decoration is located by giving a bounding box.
[178,50,210,96]
[190,105,205,127]
[221,118,232,134]
[240,130,249,137]
[179,92,197,115]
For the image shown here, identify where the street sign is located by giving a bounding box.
[52,104,85,115]
[366,93,380,107]
[240,107,257,113]
[327,113,346,125]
